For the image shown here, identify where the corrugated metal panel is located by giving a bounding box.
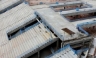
[0,0,23,13]
[0,3,36,31]
[0,3,27,20]
[47,45,77,58]
[0,3,57,57]
[0,23,56,58]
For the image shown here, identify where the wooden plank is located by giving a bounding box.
[62,28,75,35]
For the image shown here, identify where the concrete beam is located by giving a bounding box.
[61,8,96,16]
[63,37,93,47]
[50,1,83,8]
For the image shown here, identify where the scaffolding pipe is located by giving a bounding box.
[56,40,59,50]
[38,51,40,58]
[77,24,89,36]
[61,42,62,48]
[77,21,96,36]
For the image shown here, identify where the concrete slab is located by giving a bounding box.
[36,8,84,41]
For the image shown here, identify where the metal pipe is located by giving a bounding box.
[77,21,96,36]
[77,25,89,36]
[61,42,63,48]
[38,51,40,58]
[56,40,59,50]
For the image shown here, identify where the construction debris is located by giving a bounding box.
[0,0,96,58]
